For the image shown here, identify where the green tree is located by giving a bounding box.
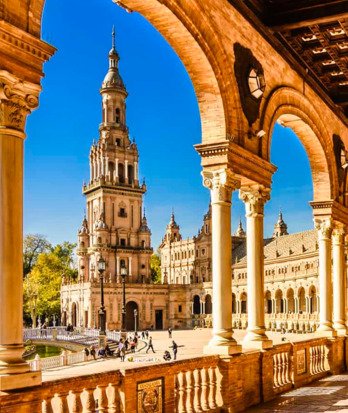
[23,234,52,277]
[23,241,77,325]
[150,252,161,284]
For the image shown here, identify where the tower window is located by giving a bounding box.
[115,108,120,124]
[120,238,126,246]
[119,207,127,217]
[178,305,182,313]
[141,240,145,248]
[115,138,121,146]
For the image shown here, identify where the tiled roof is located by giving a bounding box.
[233,229,317,265]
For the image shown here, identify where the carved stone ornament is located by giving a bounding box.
[202,169,240,204]
[239,186,270,217]
[332,223,345,245]
[314,218,333,240]
[0,71,40,133]
[137,378,163,413]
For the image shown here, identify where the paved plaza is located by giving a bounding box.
[42,328,316,381]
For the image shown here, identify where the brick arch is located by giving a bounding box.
[261,87,338,201]
[115,0,243,143]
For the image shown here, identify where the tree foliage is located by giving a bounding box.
[150,252,161,284]
[23,241,77,325]
[23,234,52,277]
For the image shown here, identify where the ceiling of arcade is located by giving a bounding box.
[241,0,348,117]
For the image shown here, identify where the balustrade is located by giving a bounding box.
[273,351,291,388]
[175,365,221,412]
[310,345,328,375]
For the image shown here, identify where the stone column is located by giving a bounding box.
[129,257,132,277]
[125,160,129,182]
[115,158,119,178]
[239,186,272,349]
[134,161,138,181]
[315,219,336,337]
[0,72,42,390]
[202,169,241,355]
[332,224,347,335]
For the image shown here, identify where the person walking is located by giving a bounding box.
[146,336,155,353]
[145,330,149,340]
[170,340,178,360]
[168,327,172,338]
[90,345,96,360]
[118,340,126,362]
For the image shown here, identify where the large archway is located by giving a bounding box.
[125,301,138,331]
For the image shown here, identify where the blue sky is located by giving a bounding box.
[24,0,313,248]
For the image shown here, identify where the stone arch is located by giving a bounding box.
[205,294,212,315]
[275,289,283,313]
[112,0,245,143]
[298,287,306,313]
[286,288,295,313]
[240,292,247,314]
[261,87,338,201]
[125,300,139,331]
[264,290,272,314]
[309,285,317,313]
[193,294,201,315]
[71,302,78,327]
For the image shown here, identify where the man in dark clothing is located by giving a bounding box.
[146,336,155,353]
[168,327,172,338]
[170,340,178,360]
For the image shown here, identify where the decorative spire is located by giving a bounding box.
[273,209,288,238]
[112,25,116,51]
[235,217,246,237]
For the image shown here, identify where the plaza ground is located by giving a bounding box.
[42,328,316,381]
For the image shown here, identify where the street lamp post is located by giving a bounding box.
[98,257,106,340]
[134,309,138,335]
[120,266,127,332]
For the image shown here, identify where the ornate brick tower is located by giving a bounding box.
[77,28,153,285]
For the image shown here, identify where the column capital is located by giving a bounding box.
[201,169,240,204]
[239,185,270,217]
[0,70,41,136]
[314,218,333,240]
[332,222,345,245]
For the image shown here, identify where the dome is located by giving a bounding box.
[78,216,88,235]
[102,69,126,90]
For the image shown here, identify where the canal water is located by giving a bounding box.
[27,345,62,360]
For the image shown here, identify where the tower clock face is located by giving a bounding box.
[247,68,265,99]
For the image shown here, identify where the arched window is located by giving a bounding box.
[115,108,120,124]
[298,287,306,313]
[205,294,212,314]
[264,290,272,314]
[309,286,317,313]
[275,289,283,313]
[240,292,247,314]
[193,295,201,314]
[118,163,125,183]
[287,288,295,313]
[128,164,134,184]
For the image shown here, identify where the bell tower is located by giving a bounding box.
[78,28,153,285]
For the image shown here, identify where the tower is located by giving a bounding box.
[77,28,153,285]
[273,210,288,238]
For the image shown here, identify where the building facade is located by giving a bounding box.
[61,35,322,334]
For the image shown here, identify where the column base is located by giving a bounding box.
[242,338,273,350]
[333,324,347,336]
[316,324,337,338]
[0,371,41,391]
[203,343,242,355]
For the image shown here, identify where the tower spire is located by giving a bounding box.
[112,25,115,50]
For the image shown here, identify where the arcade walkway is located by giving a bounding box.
[247,374,348,413]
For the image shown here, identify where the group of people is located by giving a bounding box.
[83,327,182,363]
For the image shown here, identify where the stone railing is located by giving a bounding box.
[29,350,87,372]
[175,361,221,412]
[1,337,346,413]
